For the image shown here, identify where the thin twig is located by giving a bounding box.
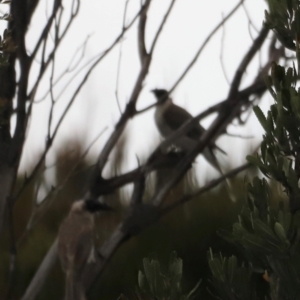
[149,0,177,54]
[242,1,259,34]
[30,0,62,63]
[220,13,230,85]
[115,0,130,114]
[28,0,80,100]
[170,0,244,93]
[228,26,269,99]
[35,34,93,103]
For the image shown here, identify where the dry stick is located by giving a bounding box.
[242,1,259,34]
[170,0,244,93]
[47,11,60,142]
[149,0,177,54]
[228,27,269,99]
[35,33,93,103]
[25,4,66,141]
[115,0,131,114]
[39,46,104,105]
[28,0,80,100]
[21,240,59,300]
[220,13,230,85]
[29,0,62,62]
[26,2,80,143]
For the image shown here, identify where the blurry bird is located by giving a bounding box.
[152,89,235,199]
[58,199,111,300]
[152,89,225,170]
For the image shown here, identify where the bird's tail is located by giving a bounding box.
[203,148,236,202]
[65,270,86,300]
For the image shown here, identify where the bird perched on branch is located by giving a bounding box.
[152,89,235,199]
[58,199,111,300]
[152,89,225,170]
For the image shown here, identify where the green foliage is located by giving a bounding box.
[136,252,200,300]
[264,0,300,50]
[248,63,300,212]
[208,252,255,300]
[207,4,300,299]
[208,173,300,298]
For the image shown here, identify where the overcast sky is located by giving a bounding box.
[14,0,272,186]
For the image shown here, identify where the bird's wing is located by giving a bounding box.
[162,103,204,139]
[163,103,227,154]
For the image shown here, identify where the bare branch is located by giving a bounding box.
[28,0,80,101]
[21,239,58,300]
[137,0,150,63]
[228,26,269,99]
[220,13,230,85]
[170,0,244,93]
[115,0,130,114]
[149,0,177,54]
[29,0,62,63]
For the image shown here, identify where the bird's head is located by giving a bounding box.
[151,89,169,103]
[70,199,112,214]
[84,198,113,213]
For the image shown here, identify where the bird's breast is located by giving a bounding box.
[154,105,173,137]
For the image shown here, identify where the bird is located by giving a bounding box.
[58,199,111,300]
[152,89,235,200]
[152,89,225,171]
